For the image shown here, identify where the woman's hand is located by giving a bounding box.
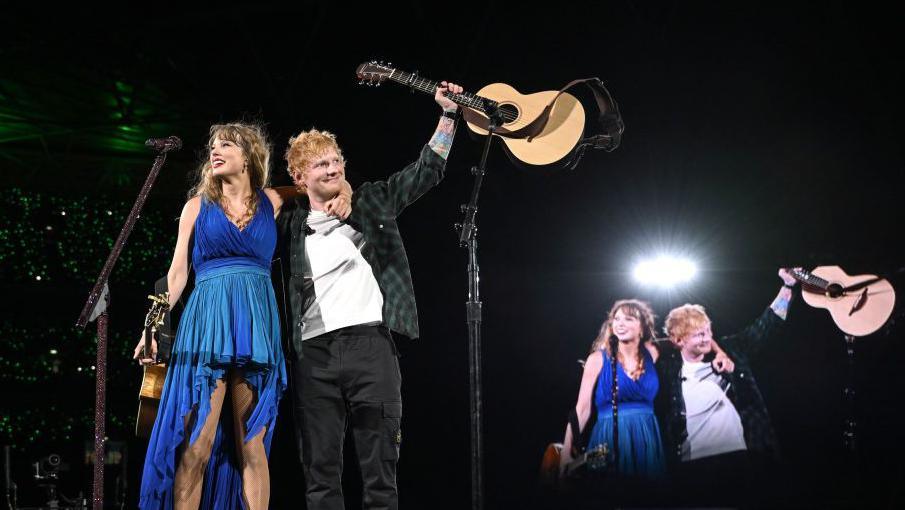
[559,448,573,476]
[133,331,158,366]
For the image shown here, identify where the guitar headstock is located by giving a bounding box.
[789,267,812,282]
[356,61,396,86]
[144,292,169,330]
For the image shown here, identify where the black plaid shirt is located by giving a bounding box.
[274,145,446,353]
[655,307,786,466]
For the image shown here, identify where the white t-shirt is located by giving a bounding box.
[680,360,747,461]
[300,211,384,340]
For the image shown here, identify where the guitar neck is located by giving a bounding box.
[143,325,153,358]
[792,270,829,290]
[384,70,495,114]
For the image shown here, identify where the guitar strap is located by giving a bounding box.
[561,78,624,169]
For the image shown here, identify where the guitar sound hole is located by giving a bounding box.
[498,104,519,123]
[826,283,844,299]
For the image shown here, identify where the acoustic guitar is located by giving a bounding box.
[790,266,895,337]
[356,61,586,168]
[135,292,169,437]
[540,441,610,486]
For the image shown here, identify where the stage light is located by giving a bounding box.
[633,256,697,288]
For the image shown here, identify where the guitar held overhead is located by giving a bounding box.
[356,61,623,169]
[790,266,895,337]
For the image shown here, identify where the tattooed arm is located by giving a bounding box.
[720,268,799,357]
[428,80,462,159]
[375,80,464,216]
[770,267,799,320]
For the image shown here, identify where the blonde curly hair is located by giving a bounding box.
[190,122,272,214]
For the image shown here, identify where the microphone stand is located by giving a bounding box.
[842,333,859,489]
[76,139,179,510]
[455,101,503,510]
[4,445,16,510]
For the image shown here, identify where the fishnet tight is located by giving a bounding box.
[172,370,269,509]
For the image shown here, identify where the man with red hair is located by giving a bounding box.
[276,81,463,510]
[656,268,799,505]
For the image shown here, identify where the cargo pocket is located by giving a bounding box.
[382,401,403,460]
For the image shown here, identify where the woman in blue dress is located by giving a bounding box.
[133,122,349,509]
[560,299,666,479]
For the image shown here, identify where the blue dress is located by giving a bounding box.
[587,347,666,478]
[139,190,287,509]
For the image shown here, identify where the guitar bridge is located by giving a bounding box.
[849,288,869,316]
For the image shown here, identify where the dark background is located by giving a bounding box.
[2,2,903,508]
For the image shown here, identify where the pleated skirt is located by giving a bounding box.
[139,265,287,509]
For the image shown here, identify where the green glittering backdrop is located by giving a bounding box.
[0,51,208,502]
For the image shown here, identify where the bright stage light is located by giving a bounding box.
[633,256,697,288]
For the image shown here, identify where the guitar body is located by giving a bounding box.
[463,83,586,167]
[539,441,609,487]
[799,265,895,337]
[539,442,563,486]
[136,363,167,437]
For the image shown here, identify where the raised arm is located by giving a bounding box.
[427,81,462,159]
[770,267,799,320]
[720,268,800,358]
[376,81,464,216]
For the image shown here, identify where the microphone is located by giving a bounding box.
[145,136,183,152]
[303,225,315,236]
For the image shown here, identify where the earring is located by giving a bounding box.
[243,160,248,173]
